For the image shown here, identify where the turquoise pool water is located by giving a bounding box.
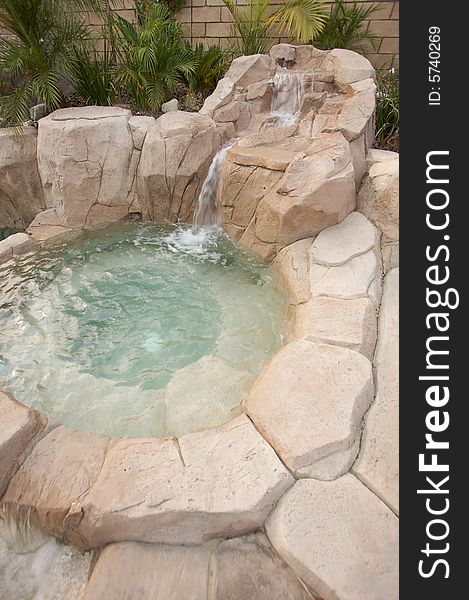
[0,223,284,437]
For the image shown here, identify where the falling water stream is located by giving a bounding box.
[193,68,306,228]
[270,68,306,127]
[193,139,237,229]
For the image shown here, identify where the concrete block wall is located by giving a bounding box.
[0,1,399,69]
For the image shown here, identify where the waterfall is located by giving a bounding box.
[193,139,237,229]
[193,69,306,229]
[271,68,306,126]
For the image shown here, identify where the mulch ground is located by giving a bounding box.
[373,132,399,154]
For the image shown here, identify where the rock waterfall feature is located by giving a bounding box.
[193,139,237,229]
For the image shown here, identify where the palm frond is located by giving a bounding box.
[269,0,328,42]
[315,0,380,52]
[0,81,35,128]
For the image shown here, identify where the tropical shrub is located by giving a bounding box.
[112,2,195,110]
[223,0,328,56]
[314,0,379,53]
[185,43,230,94]
[0,0,91,126]
[69,46,117,107]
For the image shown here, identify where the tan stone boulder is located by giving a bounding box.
[83,542,211,600]
[241,132,356,258]
[358,158,399,243]
[220,156,284,243]
[128,115,155,150]
[0,190,23,230]
[245,341,374,477]
[310,210,380,266]
[337,88,375,148]
[0,127,45,228]
[137,111,220,223]
[366,148,399,168]
[329,48,375,86]
[76,416,293,547]
[293,296,377,359]
[310,249,382,307]
[225,54,275,88]
[353,268,399,513]
[0,232,36,263]
[37,107,137,228]
[0,391,46,496]
[274,238,313,306]
[215,533,314,600]
[2,425,109,542]
[270,43,297,64]
[26,208,72,242]
[200,77,236,117]
[266,476,399,600]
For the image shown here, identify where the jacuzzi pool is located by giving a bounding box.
[0,223,285,437]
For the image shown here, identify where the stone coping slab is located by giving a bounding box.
[81,533,316,600]
[266,476,398,600]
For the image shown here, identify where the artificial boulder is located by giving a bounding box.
[137,111,220,223]
[245,340,373,477]
[37,107,138,228]
[0,391,46,496]
[232,132,356,259]
[0,127,45,228]
[358,157,399,243]
[266,476,398,600]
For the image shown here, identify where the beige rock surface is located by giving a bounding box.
[329,48,375,86]
[200,77,236,117]
[0,190,23,231]
[266,476,399,600]
[338,89,376,142]
[0,127,45,228]
[2,426,108,541]
[310,211,380,266]
[0,391,46,496]
[245,341,373,476]
[353,268,399,513]
[296,437,361,480]
[215,533,314,600]
[83,542,211,600]
[269,43,297,64]
[246,133,356,256]
[128,115,155,150]
[310,248,382,307]
[225,54,275,88]
[382,242,399,272]
[77,416,293,547]
[275,238,313,305]
[37,107,136,228]
[138,111,219,223]
[358,158,399,243]
[0,233,36,263]
[366,148,399,168]
[293,296,377,359]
